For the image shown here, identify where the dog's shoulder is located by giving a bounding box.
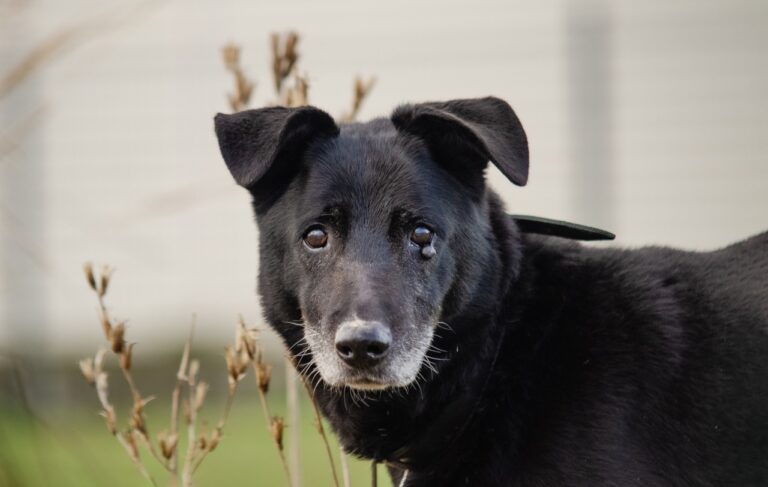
[519,228,767,297]
[707,230,768,289]
[515,228,768,343]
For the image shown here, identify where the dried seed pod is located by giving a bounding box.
[208,427,222,452]
[224,346,244,391]
[246,330,259,357]
[123,429,140,462]
[100,314,112,341]
[99,265,113,297]
[235,324,244,354]
[237,347,251,373]
[194,382,208,411]
[270,416,285,451]
[83,262,97,291]
[223,41,256,114]
[95,372,110,409]
[130,396,155,438]
[271,33,282,92]
[100,405,117,435]
[255,362,272,394]
[79,358,96,386]
[221,43,240,72]
[236,316,258,360]
[120,343,134,371]
[238,353,248,375]
[109,322,126,354]
[131,406,147,437]
[271,31,301,93]
[158,430,178,460]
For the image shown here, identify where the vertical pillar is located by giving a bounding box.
[566,0,614,229]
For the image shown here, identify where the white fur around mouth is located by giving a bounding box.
[304,322,435,391]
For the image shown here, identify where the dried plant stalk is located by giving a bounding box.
[84,264,166,466]
[299,373,341,487]
[222,32,375,123]
[339,446,351,487]
[84,347,158,486]
[286,360,302,487]
[222,43,255,112]
[80,263,241,487]
[340,76,376,122]
[371,461,378,487]
[180,358,199,487]
[168,321,193,484]
[271,31,299,94]
[223,315,293,484]
[252,350,293,484]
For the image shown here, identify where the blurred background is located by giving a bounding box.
[1,0,767,485]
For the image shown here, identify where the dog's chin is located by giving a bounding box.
[320,366,420,391]
[344,379,392,391]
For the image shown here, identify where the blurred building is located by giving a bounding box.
[1,0,767,355]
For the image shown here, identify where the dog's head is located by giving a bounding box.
[214,97,528,390]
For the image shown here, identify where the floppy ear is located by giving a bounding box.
[214,106,339,191]
[391,97,528,189]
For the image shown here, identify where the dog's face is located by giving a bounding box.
[215,97,528,390]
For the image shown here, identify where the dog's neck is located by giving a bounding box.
[304,192,524,474]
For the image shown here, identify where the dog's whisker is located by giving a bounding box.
[437,321,455,333]
[287,337,308,353]
[293,348,313,359]
[427,355,449,362]
[424,358,438,375]
[428,344,448,354]
[414,372,425,400]
[311,368,324,398]
[282,320,306,329]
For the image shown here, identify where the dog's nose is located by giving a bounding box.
[334,320,391,368]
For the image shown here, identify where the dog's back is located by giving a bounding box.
[705,231,768,319]
[513,230,768,486]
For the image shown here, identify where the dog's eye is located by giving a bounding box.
[303,227,328,249]
[410,226,433,246]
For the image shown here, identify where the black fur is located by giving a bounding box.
[214,97,768,486]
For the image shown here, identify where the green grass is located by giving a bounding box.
[0,397,392,487]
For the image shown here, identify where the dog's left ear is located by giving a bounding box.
[214,106,339,189]
[391,96,528,189]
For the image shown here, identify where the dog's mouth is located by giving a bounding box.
[343,376,391,391]
[325,363,398,390]
[331,371,408,391]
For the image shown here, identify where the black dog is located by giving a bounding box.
[214,97,768,486]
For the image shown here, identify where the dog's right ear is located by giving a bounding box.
[214,106,339,198]
[391,97,528,194]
